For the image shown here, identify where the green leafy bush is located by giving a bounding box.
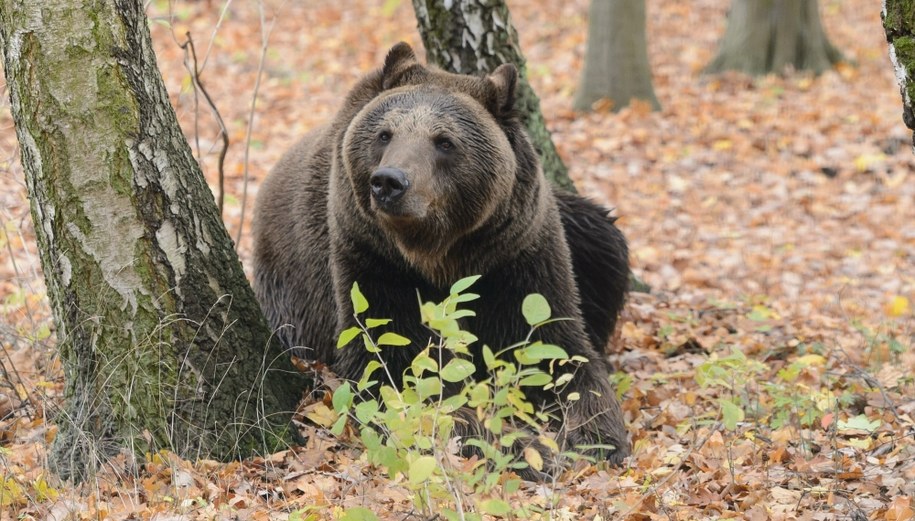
[332,276,591,520]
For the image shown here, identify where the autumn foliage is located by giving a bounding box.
[0,0,913,519]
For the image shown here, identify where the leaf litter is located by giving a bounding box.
[0,0,913,519]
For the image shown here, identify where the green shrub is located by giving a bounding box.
[332,276,591,520]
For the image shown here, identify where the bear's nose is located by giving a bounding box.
[370,167,409,205]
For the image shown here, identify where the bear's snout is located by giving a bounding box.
[370,167,410,209]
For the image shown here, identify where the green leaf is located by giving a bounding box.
[519,373,552,387]
[450,275,481,295]
[451,292,480,304]
[330,414,348,436]
[522,293,551,325]
[520,342,568,361]
[380,386,402,409]
[339,507,380,521]
[480,499,512,515]
[361,427,382,450]
[503,478,522,494]
[354,400,379,424]
[440,358,475,382]
[365,318,391,328]
[441,394,468,411]
[838,414,881,433]
[337,326,362,349]
[411,353,438,375]
[482,345,497,370]
[377,332,411,346]
[408,455,437,484]
[351,282,369,314]
[358,360,383,391]
[363,334,380,353]
[415,376,443,399]
[468,382,490,406]
[720,398,745,431]
[332,382,353,413]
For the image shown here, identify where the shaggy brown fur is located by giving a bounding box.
[253,43,631,472]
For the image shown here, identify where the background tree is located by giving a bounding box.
[573,0,660,112]
[883,0,915,145]
[705,0,844,75]
[411,0,574,191]
[0,0,303,481]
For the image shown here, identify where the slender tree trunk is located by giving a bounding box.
[574,0,660,112]
[883,0,915,147]
[0,0,304,481]
[705,0,844,76]
[411,0,574,191]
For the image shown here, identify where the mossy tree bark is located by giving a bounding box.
[411,0,574,191]
[883,0,915,147]
[705,0,844,76]
[573,0,660,113]
[0,0,304,481]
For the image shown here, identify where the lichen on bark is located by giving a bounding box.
[884,0,915,139]
[0,0,304,481]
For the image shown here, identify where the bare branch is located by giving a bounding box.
[236,1,274,249]
[180,32,229,217]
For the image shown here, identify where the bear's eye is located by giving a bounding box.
[378,131,392,144]
[435,137,454,152]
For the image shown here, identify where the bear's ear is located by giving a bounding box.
[487,64,518,116]
[382,42,420,90]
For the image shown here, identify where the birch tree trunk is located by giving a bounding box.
[573,0,660,112]
[883,0,915,146]
[411,0,575,191]
[0,0,304,481]
[705,0,844,76]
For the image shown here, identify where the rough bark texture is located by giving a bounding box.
[573,0,660,112]
[705,0,844,76]
[411,0,574,191]
[0,0,304,481]
[883,0,915,146]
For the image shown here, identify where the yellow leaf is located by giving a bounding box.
[796,354,826,367]
[523,447,543,472]
[537,435,559,453]
[33,476,59,501]
[0,478,23,507]
[886,296,910,318]
[712,139,732,151]
[853,153,886,172]
[304,403,338,428]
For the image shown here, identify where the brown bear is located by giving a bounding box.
[253,43,630,470]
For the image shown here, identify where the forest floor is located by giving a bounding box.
[1,0,914,519]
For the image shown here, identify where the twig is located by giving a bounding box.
[200,0,235,71]
[235,1,274,249]
[180,32,229,217]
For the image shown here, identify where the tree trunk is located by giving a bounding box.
[411,0,575,191]
[705,0,844,76]
[883,0,915,147]
[573,0,660,112]
[0,0,304,481]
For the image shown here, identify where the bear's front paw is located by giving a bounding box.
[561,393,631,466]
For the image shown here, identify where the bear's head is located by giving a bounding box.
[340,43,538,275]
